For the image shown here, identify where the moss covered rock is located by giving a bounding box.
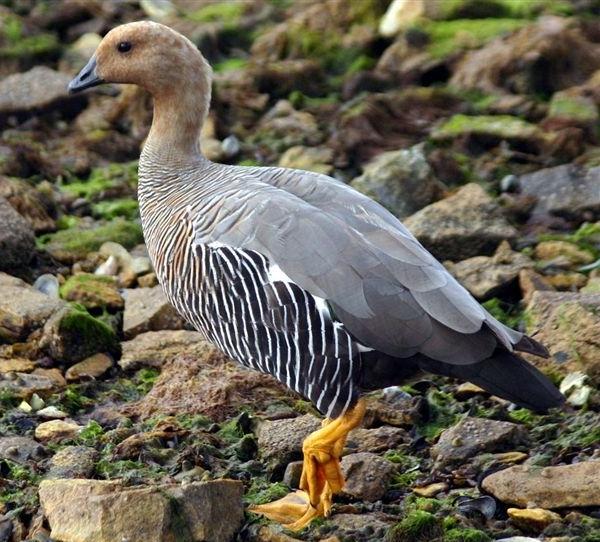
[60,274,124,311]
[39,218,143,264]
[39,305,120,365]
[386,510,443,542]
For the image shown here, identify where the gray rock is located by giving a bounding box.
[282,461,304,488]
[0,176,56,233]
[255,414,321,473]
[519,164,600,220]
[47,446,98,479]
[0,436,46,464]
[332,513,392,539]
[0,273,65,342]
[346,425,410,454]
[0,371,63,399]
[405,183,518,261]
[39,478,244,542]
[340,452,395,502]
[123,286,187,339]
[119,330,206,370]
[0,197,35,271]
[432,417,527,467]
[0,67,74,114]
[445,240,533,299]
[482,461,600,508]
[350,144,445,219]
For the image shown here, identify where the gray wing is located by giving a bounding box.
[194,166,523,364]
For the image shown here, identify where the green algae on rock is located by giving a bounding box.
[60,274,123,311]
[60,161,138,201]
[431,114,541,142]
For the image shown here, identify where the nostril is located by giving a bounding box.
[80,71,90,81]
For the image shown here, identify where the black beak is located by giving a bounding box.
[68,56,104,94]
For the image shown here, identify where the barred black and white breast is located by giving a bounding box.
[138,155,564,419]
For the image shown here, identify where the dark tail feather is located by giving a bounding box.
[514,334,549,358]
[419,350,565,413]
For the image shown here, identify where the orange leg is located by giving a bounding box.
[249,398,366,531]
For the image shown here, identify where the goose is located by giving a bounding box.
[68,21,564,530]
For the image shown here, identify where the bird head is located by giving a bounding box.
[68,21,212,98]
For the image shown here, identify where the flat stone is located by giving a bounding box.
[0,371,63,399]
[534,240,595,267]
[0,273,65,343]
[446,240,532,299]
[340,452,395,502]
[519,164,600,220]
[345,425,410,454]
[46,446,98,479]
[65,353,113,382]
[0,436,46,464]
[432,417,527,467]
[39,478,244,542]
[330,513,392,539]
[123,286,187,339]
[482,461,600,508]
[35,420,82,442]
[60,274,124,311]
[405,183,518,261]
[524,291,600,383]
[507,507,562,530]
[119,330,206,370]
[0,67,73,114]
[0,197,35,271]
[413,482,448,497]
[0,358,35,373]
[256,415,321,473]
[350,144,445,219]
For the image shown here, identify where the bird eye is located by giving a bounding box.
[117,41,132,53]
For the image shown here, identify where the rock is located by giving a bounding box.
[379,0,431,37]
[560,371,593,407]
[340,452,395,502]
[524,291,600,383]
[547,90,598,128]
[278,145,333,175]
[0,176,56,233]
[350,144,445,219]
[35,420,82,442]
[534,240,595,267]
[431,114,545,149]
[0,371,63,399]
[47,446,98,479]
[331,513,392,539]
[545,271,588,290]
[0,197,35,271]
[346,425,410,454]
[256,415,321,473]
[65,353,113,382]
[482,461,600,508]
[60,274,124,311]
[124,347,290,422]
[34,274,60,299]
[123,286,187,339]
[39,478,244,542]
[412,482,448,498]
[0,273,65,342]
[431,417,527,467]
[282,461,304,488]
[0,67,76,115]
[60,33,102,72]
[0,358,35,373]
[0,436,45,464]
[140,0,176,20]
[119,330,206,370]
[404,183,518,260]
[364,388,424,428]
[451,17,600,96]
[446,241,532,299]
[519,165,600,221]
[32,367,67,389]
[40,305,119,365]
[507,507,562,531]
[37,406,68,419]
[519,268,555,304]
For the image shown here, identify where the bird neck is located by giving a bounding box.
[143,54,212,164]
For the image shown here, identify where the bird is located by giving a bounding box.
[68,21,564,530]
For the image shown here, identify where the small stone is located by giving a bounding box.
[519,268,555,304]
[346,426,410,454]
[0,371,62,399]
[37,406,68,419]
[482,461,600,508]
[340,452,395,502]
[221,135,240,159]
[283,461,304,488]
[33,274,60,299]
[0,197,36,271]
[404,184,518,261]
[18,400,32,413]
[65,353,113,382]
[140,0,176,20]
[35,420,82,442]
[455,382,486,399]
[432,417,527,467]
[413,482,448,498]
[30,393,45,411]
[60,274,124,311]
[256,415,321,473]
[123,286,187,339]
[32,368,66,389]
[95,255,119,276]
[137,272,158,288]
[508,507,562,530]
[0,436,45,464]
[46,446,98,479]
[0,358,35,373]
[545,272,588,290]
[535,240,595,267]
[39,478,244,542]
[119,330,205,370]
[278,145,333,175]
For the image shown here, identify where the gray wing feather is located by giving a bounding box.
[195,165,523,364]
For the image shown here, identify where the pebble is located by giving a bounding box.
[65,353,113,382]
[508,508,562,530]
[35,420,82,442]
